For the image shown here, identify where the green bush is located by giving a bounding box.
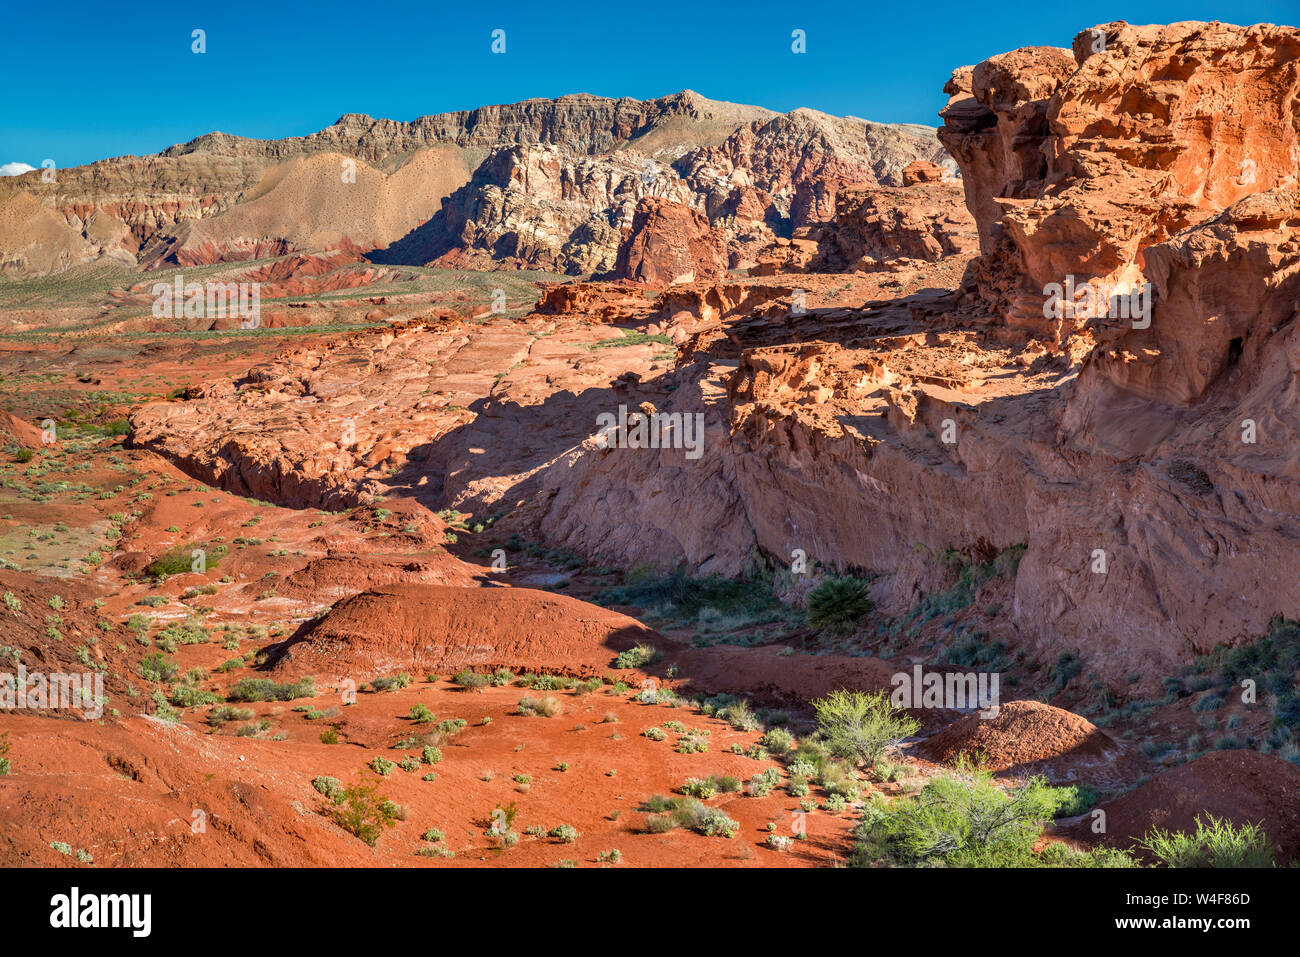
[1051,784,1100,818]
[517,695,563,717]
[812,689,920,765]
[370,672,411,692]
[806,577,874,629]
[312,776,344,800]
[331,777,399,846]
[760,727,794,755]
[1140,814,1275,868]
[450,669,491,691]
[227,676,316,702]
[138,652,178,683]
[852,769,1062,867]
[614,643,660,669]
[549,824,580,844]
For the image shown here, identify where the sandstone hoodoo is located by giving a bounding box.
[2,11,1298,888]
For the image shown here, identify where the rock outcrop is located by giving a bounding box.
[611,198,728,285]
[808,178,978,271]
[940,22,1300,346]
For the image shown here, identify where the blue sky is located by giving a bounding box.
[1,0,1294,170]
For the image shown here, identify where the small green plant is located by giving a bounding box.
[331,776,400,847]
[760,727,794,755]
[370,672,411,692]
[517,695,563,717]
[312,776,344,800]
[614,643,660,669]
[451,669,492,692]
[549,824,580,844]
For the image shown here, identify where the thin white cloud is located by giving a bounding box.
[0,162,36,176]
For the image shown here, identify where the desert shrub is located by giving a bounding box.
[421,746,442,765]
[642,726,667,741]
[170,683,220,708]
[408,703,436,723]
[331,777,400,846]
[680,777,718,799]
[549,824,580,844]
[787,777,810,798]
[614,643,660,669]
[227,676,316,702]
[138,652,177,684]
[766,834,793,851]
[1050,784,1100,818]
[642,797,738,838]
[370,756,397,776]
[761,727,794,755]
[597,848,622,864]
[851,769,1062,867]
[675,730,709,754]
[1050,651,1084,690]
[806,576,874,629]
[812,689,920,765]
[516,695,563,717]
[208,705,254,727]
[399,757,420,772]
[312,776,344,800]
[450,669,492,692]
[370,672,411,692]
[235,718,271,736]
[1140,814,1275,868]
[724,699,761,731]
[144,544,224,578]
[0,732,10,775]
[319,727,340,744]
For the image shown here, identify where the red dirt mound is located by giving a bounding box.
[915,700,1120,775]
[1079,750,1300,865]
[269,584,658,680]
[0,410,43,449]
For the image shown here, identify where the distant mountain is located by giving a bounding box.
[0,91,946,278]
